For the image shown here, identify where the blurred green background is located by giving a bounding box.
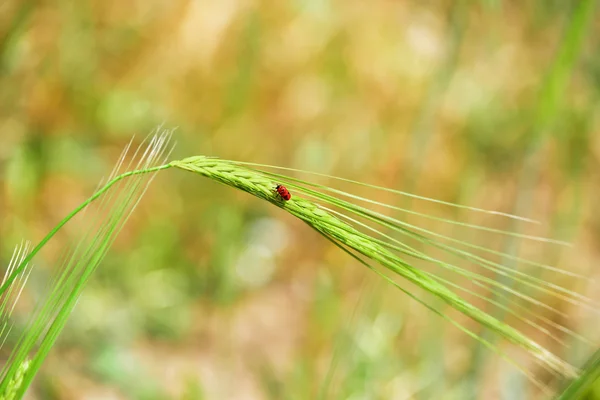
[1,1,600,399]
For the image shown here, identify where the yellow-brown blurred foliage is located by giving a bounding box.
[1,1,600,399]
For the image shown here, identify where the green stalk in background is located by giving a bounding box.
[469,1,598,397]
[0,132,597,398]
[558,349,600,400]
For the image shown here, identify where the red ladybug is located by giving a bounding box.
[275,184,291,201]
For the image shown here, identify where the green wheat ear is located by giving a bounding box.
[0,130,596,398]
[169,157,583,381]
[0,360,29,400]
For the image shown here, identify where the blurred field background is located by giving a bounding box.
[1,1,600,399]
